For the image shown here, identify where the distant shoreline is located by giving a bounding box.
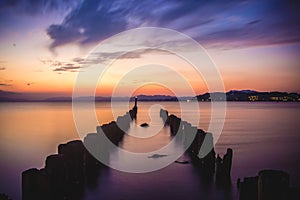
[0,100,299,103]
[0,90,299,102]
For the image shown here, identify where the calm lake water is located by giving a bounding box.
[0,102,299,199]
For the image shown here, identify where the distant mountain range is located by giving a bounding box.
[0,90,299,102]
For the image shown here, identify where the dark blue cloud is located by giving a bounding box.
[194,0,300,48]
[0,0,83,37]
[8,0,299,49]
[47,0,128,48]
[0,0,81,15]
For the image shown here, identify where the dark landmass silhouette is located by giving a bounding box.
[197,90,299,102]
[0,90,299,102]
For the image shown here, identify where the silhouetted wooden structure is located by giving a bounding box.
[159,108,232,179]
[22,101,237,200]
[22,103,137,200]
[238,169,300,200]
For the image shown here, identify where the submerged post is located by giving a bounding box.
[129,96,138,119]
[134,96,138,107]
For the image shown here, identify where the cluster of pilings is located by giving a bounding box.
[238,169,300,200]
[22,140,88,200]
[159,108,233,183]
[95,104,136,145]
[22,105,137,200]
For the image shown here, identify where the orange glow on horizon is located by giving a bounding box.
[132,84,176,97]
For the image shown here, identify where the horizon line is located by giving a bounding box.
[0,90,299,102]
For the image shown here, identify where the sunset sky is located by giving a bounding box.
[0,0,299,99]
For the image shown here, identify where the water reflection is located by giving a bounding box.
[22,102,235,200]
[0,102,299,200]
